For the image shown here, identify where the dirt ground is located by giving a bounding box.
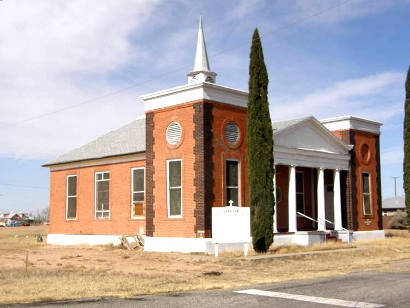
[0,226,410,304]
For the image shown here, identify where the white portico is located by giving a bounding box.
[272,117,352,244]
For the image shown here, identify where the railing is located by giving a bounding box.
[296,212,351,244]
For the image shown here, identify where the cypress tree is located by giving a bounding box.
[247,29,275,252]
[404,67,410,226]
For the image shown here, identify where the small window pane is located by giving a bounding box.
[133,169,144,192]
[67,176,77,196]
[363,195,371,215]
[362,173,370,193]
[169,161,181,187]
[133,203,144,216]
[170,188,182,216]
[133,192,144,202]
[226,161,238,187]
[97,181,109,192]
[96,174,109,219]
[67,197,76,219]
[227,188,238,206]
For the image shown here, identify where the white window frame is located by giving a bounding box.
[131,167,145,219]
[95,171,110,219]
[362,172,372,215]
[167,159,182,218]
[66,175,77,220]
[226,159,240,206]
[296,171,305,214]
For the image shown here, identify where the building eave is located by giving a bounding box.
[42,151,146,168]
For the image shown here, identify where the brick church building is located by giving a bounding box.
[44,18,384,251]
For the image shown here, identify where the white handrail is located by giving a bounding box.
[297,212,351,244]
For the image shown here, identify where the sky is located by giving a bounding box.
[0,0,409,213]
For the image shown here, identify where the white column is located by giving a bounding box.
[317,168,326,231]
[333,169,342,230]
[273,169,278,233]
[288,165,297,233]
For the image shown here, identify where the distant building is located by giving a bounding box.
[0,211,32,225]
[43,18,385,251]
[382,196,406,229]
[382,196,405,215]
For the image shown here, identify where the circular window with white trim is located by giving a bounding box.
[224,122,240,145]
[166,122,182,145]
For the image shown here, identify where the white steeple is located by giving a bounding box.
[187,16,217,84]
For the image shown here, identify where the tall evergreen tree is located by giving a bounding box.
[404,67,410,226]
[247,29,275,252]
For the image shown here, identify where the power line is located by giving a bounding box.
[0,0,354,129]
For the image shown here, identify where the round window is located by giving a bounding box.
[224,122,239,145]
[166,122,182,145]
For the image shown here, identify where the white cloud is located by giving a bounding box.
[382,147,404,165]
[229,0,266,20]
[283,0,400,25]
[0,0,162,160]
[270,72,404,122]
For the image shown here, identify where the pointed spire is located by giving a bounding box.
[187,16,217,84]
[193,16,210,72]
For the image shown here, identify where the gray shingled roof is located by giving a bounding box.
[272,117,310,133]
[44,118,146,166]
[382,196,405,210]
[44,115,341,166]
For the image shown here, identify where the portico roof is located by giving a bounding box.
[273,116,351,170]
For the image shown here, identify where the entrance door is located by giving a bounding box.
[325,184,334,229]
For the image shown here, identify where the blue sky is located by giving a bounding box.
[0,0,409,213]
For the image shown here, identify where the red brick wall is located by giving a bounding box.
[49,160,146,235]
[147,100,248,238]
[332,129,381,231]
[210,102,248,208]
[353,130,380,230]
[149,103,197,237]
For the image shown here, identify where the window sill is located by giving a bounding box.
[65,218,78,221]
[130,216,145,220]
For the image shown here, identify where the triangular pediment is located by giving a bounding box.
[273,117,350,155]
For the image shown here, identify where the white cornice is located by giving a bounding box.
[274,145,350,170]
[320,115,382,135]
[140,82,248,112]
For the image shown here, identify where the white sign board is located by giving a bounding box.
[212,206,251,243]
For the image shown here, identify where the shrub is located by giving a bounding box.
[388,210,408,229]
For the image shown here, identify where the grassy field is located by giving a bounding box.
[0,226,409,304]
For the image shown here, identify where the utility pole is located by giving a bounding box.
[392,176,399,198]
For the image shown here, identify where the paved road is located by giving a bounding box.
[6,271,410,308]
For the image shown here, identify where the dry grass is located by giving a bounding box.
[0,225,48,252]
[0,226,410,305]
[385,229,410,238]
